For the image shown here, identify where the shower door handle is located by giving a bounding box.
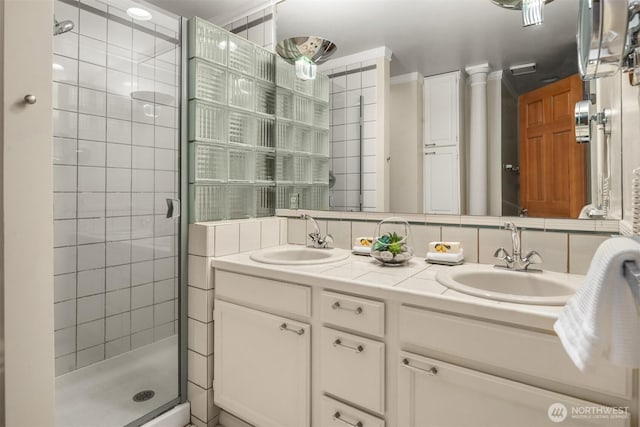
[166,198,181,219]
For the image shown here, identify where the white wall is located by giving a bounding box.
[2,0,55,425]
[390,76,423,213]
[620,73,640,234]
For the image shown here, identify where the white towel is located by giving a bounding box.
[554,237,640,371]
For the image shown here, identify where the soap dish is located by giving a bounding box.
[425,259,464,266]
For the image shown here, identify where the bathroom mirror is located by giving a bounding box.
[275,0,623,220]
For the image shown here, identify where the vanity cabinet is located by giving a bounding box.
[423,71,464,214]
[397,351,627,427]
[214,300,311,427]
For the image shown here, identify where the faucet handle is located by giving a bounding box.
[493,247,510,260]
[323,234,334,249]
[522,250,543,266]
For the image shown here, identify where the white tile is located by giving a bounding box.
[106,264,131,291]
[346,71,361,91]
[54,246,77,275]
[107,45,132,75]
[78,88,106,116]
[54,82,78,112]
[105,312,130,342]
[332,125,346,142]
[107,143,131,168]
[55,327,76,357]
[106,288,130,316]
[155,105,176,128]
[154,257,175,281]
[411,224,442,257]
[77,192,105,218]
[362,190,376,209]
[363,121,376,139]
[77,294,105,323]
[54,193,77,220]
[55,0,79,31]
[188,255,211,290]
[107,68,134,97]
[79,35,107,66]
[346,89,361,108]
[155,148,175,171]
[107,167,131,192]
[79,62,106,91]
[55,354,76,376]
[54,299,76,330]
[132,100,155,124]
[346,123,359,140]
[77,344,105,368]
[131,215,153,239]
[155,215,175,238]
[79,8,106,41]
[77,319,105,350]
[362,86,377,105]
[106,93,131,120]
[521,230,568,273]
[132,146,154,169]
[132,329,154,349]
[131,238,154,262]
[132,192,154,215]
[106,240,131,266]
[54,219,76,248]
[441,226,478,263]
[107,119,132,144]
[187,286,209,323]
[133,29,155,54]
[78,114,106,141]
[77,217,105,244]
[326,220,352,250]
[154,300,174,325]
[155,279,175,304]
[132,283,154,309]
[260,219,280,248]
[78,140,106,167]
[569,234,608,274]
[132,306,153,333]
[106,216,131,241]
[54,273,76,303]
[53,110,78,139]
[78,166,105,192]
[132,123,154,146]
[155,171,175,192]
[106,192,131,217]
[188,350,210,389]
[132,260,154,286]
[77,268,105,297]
[108,20,132,50]
[478,228,513,265]
[331,92,346,109]
[214,223,240,256]
[154,235,175,258]
[239,221,261,252]
[363,104,377,122]
[53,55,78,85]
[78,243,105,271]
[106,336,130,358]
[287,218,306,245]
[155,127,176,149]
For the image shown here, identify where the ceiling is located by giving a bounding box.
[146,0,580,94]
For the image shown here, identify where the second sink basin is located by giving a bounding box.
[250,246,350,265]
[436,264,579,305]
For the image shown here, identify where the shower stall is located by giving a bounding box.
[52,0,186,425]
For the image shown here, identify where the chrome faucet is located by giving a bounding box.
[300,214,334,249]
[493,222,543,272]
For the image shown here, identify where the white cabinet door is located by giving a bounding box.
[397,351,629,427]
[214,300,311,427]
[424,71,459,148]
[423,145,460,214]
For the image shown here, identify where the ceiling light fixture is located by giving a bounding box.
[127,7,152,21]
[276,36,337,80]
[509,62,537,76]
[489,0,553,27]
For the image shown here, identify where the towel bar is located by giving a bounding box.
[623,260,640,310]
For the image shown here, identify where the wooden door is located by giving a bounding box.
[519,75,586,218]
[214,300,311,427]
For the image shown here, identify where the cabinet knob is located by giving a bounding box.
[24,94,37,104]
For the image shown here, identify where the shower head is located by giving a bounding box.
[54,18,74,36]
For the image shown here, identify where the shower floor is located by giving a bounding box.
[55,335,179,427]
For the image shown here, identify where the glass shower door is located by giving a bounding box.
[52,0,184,425]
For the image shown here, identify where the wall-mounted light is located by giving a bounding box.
[509,62,537,76]
[276,36,337,81]
[489,0,553,27]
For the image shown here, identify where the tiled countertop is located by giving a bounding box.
[212,245,586,332]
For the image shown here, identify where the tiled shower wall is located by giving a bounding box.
[222,5,275,52]
[327,63,378,211]
[52,0,180,375]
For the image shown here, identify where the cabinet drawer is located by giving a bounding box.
[216,270,311,317]
[398,351,629,427]
[320,327,385,414]
[319,396,384,427]
[399,305,630,398]
[320,290,385,337]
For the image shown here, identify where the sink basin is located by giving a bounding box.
[436,264,579,305]
[250,246,350,265]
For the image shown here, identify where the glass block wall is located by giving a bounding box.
[187,17,330,222]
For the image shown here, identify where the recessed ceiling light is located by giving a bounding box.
[127,7,152,21]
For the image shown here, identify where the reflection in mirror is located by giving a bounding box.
[276,0,623,220]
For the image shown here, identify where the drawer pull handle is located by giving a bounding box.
[333,338,364,353]
[333,411,363,427]
[280,323,304,335]
[331,301,363,315]
[401,358,438,376]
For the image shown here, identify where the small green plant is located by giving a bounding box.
[373,232,404,254]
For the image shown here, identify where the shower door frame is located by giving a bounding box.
[124,15,189,427]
